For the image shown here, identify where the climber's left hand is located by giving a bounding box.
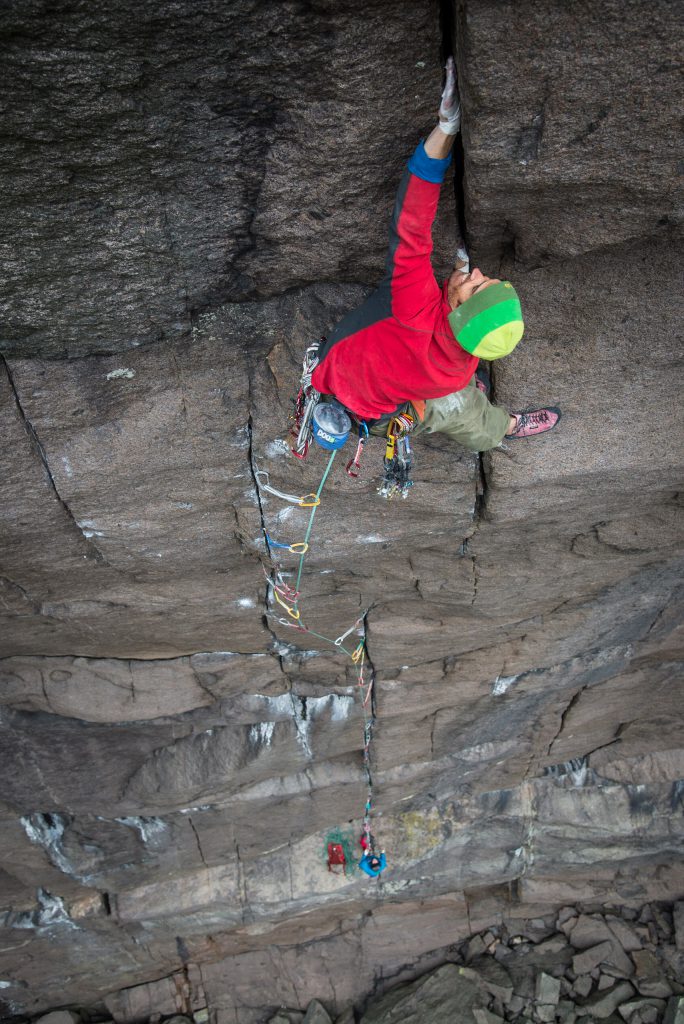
[438,56,461,135]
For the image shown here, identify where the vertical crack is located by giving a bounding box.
[234,840,250,924]
[440,2,468,254]
[245,410,282,662]
[188,817,208,868]
[473,453,488,523]
[1,355,109,565]
[545,684,588,759]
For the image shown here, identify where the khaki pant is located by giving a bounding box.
[411,378,510,452]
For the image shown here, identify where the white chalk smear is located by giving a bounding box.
[264,439,290,459]
[249,722,276,747]
[492,674,519,696]
[105,368,136,380]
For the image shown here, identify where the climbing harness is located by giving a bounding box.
[290,338,415,499]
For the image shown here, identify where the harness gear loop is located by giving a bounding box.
[291,341,322,458]
[378,412,415,501]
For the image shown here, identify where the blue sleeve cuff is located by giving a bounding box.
[407,141,452,184]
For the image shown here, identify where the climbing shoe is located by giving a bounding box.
[475,367,491,398]
[505,407,562,439]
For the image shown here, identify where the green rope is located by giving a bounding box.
[259,440,379,857]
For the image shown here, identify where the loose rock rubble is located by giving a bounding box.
[23,902,684,1024]
[355,902,684,1024]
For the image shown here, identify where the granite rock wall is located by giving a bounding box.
[0,0,683,1020]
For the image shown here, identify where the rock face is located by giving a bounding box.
[0,0,683,1020]
[1,0,451,358]
[455,0,683,269]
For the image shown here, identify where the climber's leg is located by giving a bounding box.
[412,378,510,452]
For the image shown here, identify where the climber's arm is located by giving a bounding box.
[424,122,457,160]
[385,59,461,322]
[425,57,460,158]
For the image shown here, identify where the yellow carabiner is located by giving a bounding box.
[298,493,321,508]
[274,589,301,620]
[288,541,309,554]
[351,642,365,664]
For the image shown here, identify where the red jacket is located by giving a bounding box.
[312,143,478,420]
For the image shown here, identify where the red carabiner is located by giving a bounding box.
[345,436,366,479]
[291,440,309,460]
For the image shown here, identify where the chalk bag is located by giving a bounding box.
[312,401,351,451]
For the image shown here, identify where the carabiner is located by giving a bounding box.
[298,493,321,508]
[265,535,309,555]
[288,542,309,554]
[274,582,300,602]
[274,589,300,619]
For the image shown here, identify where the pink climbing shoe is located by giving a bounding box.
[505,407,562,439]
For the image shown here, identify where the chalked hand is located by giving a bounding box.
[438,55,461,135]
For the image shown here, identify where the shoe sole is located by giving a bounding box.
[504,406,562,440]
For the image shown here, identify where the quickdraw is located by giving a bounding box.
[265,533,309,555]
[377,413,414,500]
[254,469,320,508]
[345,421,369,478]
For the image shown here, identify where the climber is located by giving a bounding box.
[310,58,561,452]
[359,849,387,878]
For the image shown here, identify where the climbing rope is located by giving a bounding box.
[254,445,381,862]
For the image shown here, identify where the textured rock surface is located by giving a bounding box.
[455,0,683,269]
[1,0,451,358]
[0,0,683,1020]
